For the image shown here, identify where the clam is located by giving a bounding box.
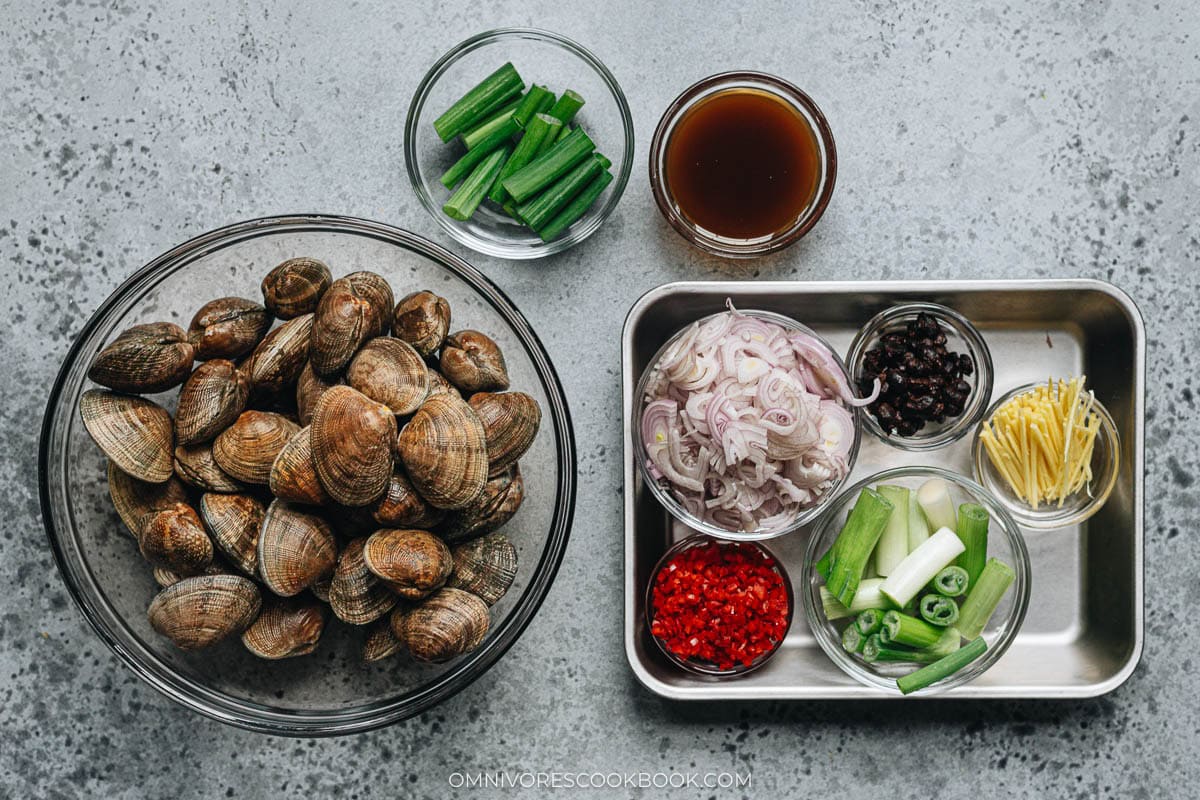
[87,322,196,394]
[468,391,541,478]
[212,410,300,485]
[446,532,518,606]
[362,528,453,600]
[148,574,261,650]
[243,313,313,395]
[242,597,326,659]
[440,330,509,393]
[139,502,214,575]
[175,359,250,445]
[310,386,395,506]
[329,537,399,625]
[390,587,489,663]
[425,369,461,400]
[80,390,174,483]
[392,290,450,357]
[296,361,340,426]
[371,469,445,530]
[261,257,332,319]
[198,492,264,577]
[174,442,248,493]
[309,272,394,378]
[187,297,272,361]
[268,426,331,506]
[153,561,229,588]
[346,337,428,415]
[397,394,488,510]
[362,618,404,662]
[439,466,524,544]
[107,461,187,538]
[257,500,337,597]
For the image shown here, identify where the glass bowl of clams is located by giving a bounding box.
[39,214,576,735]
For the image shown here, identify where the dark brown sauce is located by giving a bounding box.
[665,89,821,240]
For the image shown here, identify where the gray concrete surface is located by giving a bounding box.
[3,1,1198,797]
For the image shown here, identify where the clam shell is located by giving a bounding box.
[362,528,452,600]
[392,291,450,358]
[397,394,488,510]
[440,330,509,393]
[438,466,524,545]
[371,469,445,529]
[187,297,272,361]
[447,532,518,606]
[175,359,250,445]
[329,537,399,625]
[309,272,394,378]
[257,500,337,597]
[296,361,340,426]
[362,618,404,662]
[148,574,261,650]
[261,257,332,319]
[241,597,326,659]
[391,587,489,663]
[346,337,429,415]
[152,560,229,589]
[139,502,214,575]
[425,369,462,400]
[344,271,394,337]
[269,426,331,506]
[80,390,174,483]
[198,492,264,577]
[174,442,248,492]
[310,386,395,506]
[87,322,196,394]
[468,391,541,478]
[212,410,300,485]
[243,313,314,395]
[107,461,188,538]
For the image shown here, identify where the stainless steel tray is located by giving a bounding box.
[623,280,1144,699]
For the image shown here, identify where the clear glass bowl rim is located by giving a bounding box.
[844,301,995,452]
[801,465,1032,696]
[404,27,635,260]
[37,213,578,736]
[648,70,838,259]
[632,308,863,541]
[972,381,1121,529]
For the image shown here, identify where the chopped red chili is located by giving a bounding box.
[649,539,790,670]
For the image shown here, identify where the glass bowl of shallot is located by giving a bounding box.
[632,303,874,541]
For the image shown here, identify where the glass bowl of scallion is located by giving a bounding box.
[802,466,1030,696]
[405,28,634,260]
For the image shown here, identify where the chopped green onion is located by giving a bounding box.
[882,610,944,648]
[931,565,969,597]
[879,527,965,608]
[433,62,524,142]
[855,608,885,636]
[823,488,895,608]
[536,169,612,242]
[916,477,957,533]
[546,89,585,125]
[439,116,521,189]
[956,558,1015,639]
[460,97,522,149]
[842,625,867,654]
[954,502,989,589]
[908,494,931,550]
[502,126,595,203]
[873,484,910,577]
[442,146,510,221]
[862,635,943,664]
[516,153,607,230]
[512,84,555,128]
[919,594,960,627]
[488,113,557,205]
[534,118,565,155]
[896,637,987,694]
[819,578,888,620]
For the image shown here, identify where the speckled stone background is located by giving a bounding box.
[3,1,1197,797]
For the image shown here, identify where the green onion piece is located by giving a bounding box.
[956,558,1016,639]
[897,637,987,695]
[433,62,524,142]
[879,527,965,608]
[819,578,888,620]
[502,127,595,202]
[536,169,612,242]
[873,484,910,577]
[842,625,866,654]
[932,565,969,597]
[546,89,585,125]
[459,97,522,149]
[916,477,957,533]
[439,116,522,189]
[863,634,943,664]
[488,113,557,205]
[516,153,606,230]
[512,84,554,128]
[823,488,895,608]
[882,610,944,648]
[442,146,510,221]
[955,502,990,589]
[918,594,960,627]
[534,118,565,155]
[855,608,884,636]
[553,124,573,144]
[908,493,931,551]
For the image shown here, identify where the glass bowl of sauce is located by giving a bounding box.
[649,72,837,258]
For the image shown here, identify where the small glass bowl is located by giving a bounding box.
[972,383,1121,529]
[802,466,1030,696]
[633,309,862,541]
[405,28,634,260]
[646,535,794,677]
[845,302,994,451]
[648,71,837,258]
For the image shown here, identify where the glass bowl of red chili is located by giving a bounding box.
[646,535,794,676]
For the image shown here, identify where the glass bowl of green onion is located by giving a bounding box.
[802,466,1030,696]
[405,28,634,260]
